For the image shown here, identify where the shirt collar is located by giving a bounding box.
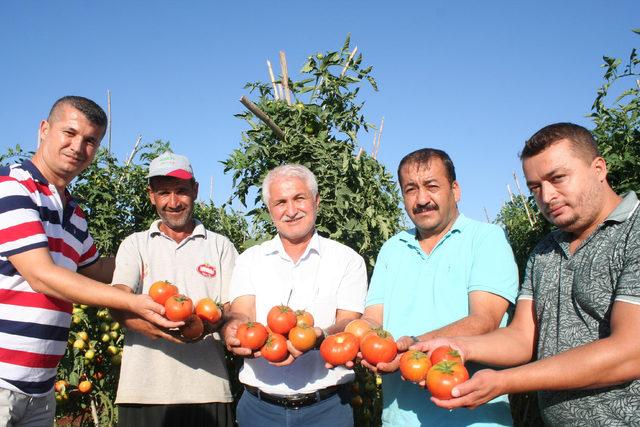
[264,231,321,261]
[149,219,206,238]
[399,213,468,249]
[604,192,639,223]
[21,159,49,184]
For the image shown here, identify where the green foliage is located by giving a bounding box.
[590,39,640,194]
[223,35,403,276]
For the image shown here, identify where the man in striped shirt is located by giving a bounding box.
[0,96,179,426]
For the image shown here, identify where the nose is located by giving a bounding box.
[167,192,181,208]
[69,136,83,153]
[416,187,431,206]
[539,181,557,205]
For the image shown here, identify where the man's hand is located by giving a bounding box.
[120,313,184,345]
[411,337,467,363]
[430,369,506,410]
[222,318,256,357]
[126,293,183,330]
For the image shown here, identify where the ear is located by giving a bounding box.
[315,193,321,209]
[147,186,156,206]
[39,120,50,143]
[452,181,461,203]
[592,156,608,182]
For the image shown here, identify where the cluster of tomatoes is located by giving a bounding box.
[148,280,223,341]
[319,319,398,367]
[399,345,469,400]
[236,305,317,363]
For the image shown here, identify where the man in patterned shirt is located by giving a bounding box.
[0,96,178,427]
[414,122,640,425]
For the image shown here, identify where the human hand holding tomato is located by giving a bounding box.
[410,337,467,364]
[429,368,504,410]
[128,293,184,330]
[118,311,184,344]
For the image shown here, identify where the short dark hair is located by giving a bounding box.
[48,96,108,130]
[520,122,600,162]
[398,148,457,187]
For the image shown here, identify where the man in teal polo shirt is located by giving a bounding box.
[363,148,518,426]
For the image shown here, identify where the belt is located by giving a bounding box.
[244,384,343,409]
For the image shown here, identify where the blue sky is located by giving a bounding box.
[1,1,638,223]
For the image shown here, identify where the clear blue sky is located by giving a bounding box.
[1,1,638,223]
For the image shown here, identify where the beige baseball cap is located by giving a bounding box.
[147,151,194,180]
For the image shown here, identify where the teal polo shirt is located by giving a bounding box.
[366,214,518,426]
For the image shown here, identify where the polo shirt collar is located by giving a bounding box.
[149,219,206,238]
[265,231,321,262]
[604,192,639,223]
[21,160,49,184]
[399,213,468,250]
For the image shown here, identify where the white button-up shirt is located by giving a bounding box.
[229,232,367,394]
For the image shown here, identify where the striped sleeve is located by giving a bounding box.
[0,177,48,257]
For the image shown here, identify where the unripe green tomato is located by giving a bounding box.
[77,331,89,342]
[72,339,85,350]
[109,331,119,339]
[72,307,84,315]
[100,323,110,332]
[84,349,95,360]
[107,345,118,355]
[79,304,88,309]
[101,333,111,343]
[71,316,82,325]
[110,322,120,331]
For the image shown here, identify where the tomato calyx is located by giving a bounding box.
[431,360,460,374]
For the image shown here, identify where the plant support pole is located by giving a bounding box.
[279,51,292,105]
[513,171,535,227]
[267,60,280,100]
[239,96,286,140]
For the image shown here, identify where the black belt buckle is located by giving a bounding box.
[244,384,341,409]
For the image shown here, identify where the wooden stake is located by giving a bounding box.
[370,131,378,159]
[513,171,535,227]
[507,184,515,203]
[279,51,292,106]
[125,135,142,166]
[240,96,286,140]
[107,90,112,154]
[340,46,358,77]
[267,60,279,100]
[355,147,364,160]
[483,207,491,223]
[209,176,214,202]
[372,117,384,159]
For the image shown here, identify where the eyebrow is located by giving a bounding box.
[526,166,567,187]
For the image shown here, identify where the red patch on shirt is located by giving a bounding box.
[197,263,216,278]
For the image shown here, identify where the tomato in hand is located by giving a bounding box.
[426,360,469,400]
[288,324,316,352]
[399,350,432,382]
[360,328,397,365]
[148,280,178,305]
[267,305,297,335]
[237,322,268,350]
[295,310,314,327]
[180,314,204,341]
[320,332,359,366]
[164,294,193,321]
[196,298,222,324]
[344,319,372,343]
[430,345,463,365]
[260,333,289,363]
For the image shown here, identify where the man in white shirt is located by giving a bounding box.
[222,164,367,427]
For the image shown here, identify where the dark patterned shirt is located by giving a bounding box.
[519,192,640,426]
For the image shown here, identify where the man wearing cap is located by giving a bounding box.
[222,164,368,427]
[111,151,239,427]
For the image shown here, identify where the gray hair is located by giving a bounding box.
[262,164,319,205]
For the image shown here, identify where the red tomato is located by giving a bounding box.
[164,294,193,321]
[180,314,204,341]
[360,328,398,365]
[196,298,222,324]
[399,350,432,382]
[430,346,463,365]
[148,280,178,305]
[267,305,297,335]
[344,319,373,343]
[319,332,359,366]
[260,333,289,362]
[295,310,314,327]
[78,380,93,394]
[288,324,317,352]
[426,360,469,400]
[237,322,268,350]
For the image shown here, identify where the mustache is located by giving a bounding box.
[283,212,306,222]
[413,202,438,215]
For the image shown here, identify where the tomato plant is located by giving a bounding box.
[148,280,178,305]
[267,305,297,335]
[344,318,372,343]
[399,350,431,383]
[78,380,93,394]
[295,310,314,327]
[360,328,397,365]
[426,360,469,400]
[288,324,316,352]
[320,332,359,366]
[164,294,193,321]
[195,298,222,324]
[260,333,289,363]
[429,345,463,365]
[237,322,268,350]
[180,314,204,341]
